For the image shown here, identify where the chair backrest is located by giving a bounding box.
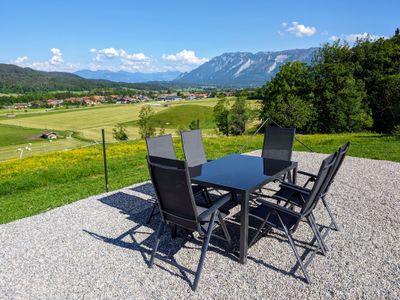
[262,127,296,161]
[300,152,337,217]
[147,156,200,232]
[180,129,207,167]
[323,142,350,195]
[146,134,176,159]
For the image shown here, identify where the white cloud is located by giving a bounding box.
[286,21,316,37]
[49,48,64,65]
[329,35,340,41]
[15,55,28,64]
[162,49,208,64]
[13,48,80,72]
[330,32,387,43]
[88,47,152,72]
[90,48,150,62]
[161,50,209,72]
[281,22,287,28]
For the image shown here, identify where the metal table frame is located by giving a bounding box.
[191,154,298,264]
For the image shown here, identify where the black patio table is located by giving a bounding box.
[190,153,298,264]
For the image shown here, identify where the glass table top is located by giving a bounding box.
[190,154,297,192]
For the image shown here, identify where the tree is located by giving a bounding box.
[229,98,249,135]
[260,62,316,131]
[372,75,400,132]
[312,59,372,132]
[112,124,128,140]
[138,106,156,139]
[189,120,199,130]
[213,98,230,135]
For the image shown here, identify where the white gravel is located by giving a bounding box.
[1,151,399,299]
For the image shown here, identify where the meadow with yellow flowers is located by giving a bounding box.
[1,132,399,224]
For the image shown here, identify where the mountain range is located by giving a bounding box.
[174,48,318,87]
[74,70,181,83]
[0,48,319,92]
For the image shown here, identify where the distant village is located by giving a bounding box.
[0,92,220,110]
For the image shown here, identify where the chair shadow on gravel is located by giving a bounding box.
[86,182,326,285]
[230,211,329,282]
[84,184,238,286]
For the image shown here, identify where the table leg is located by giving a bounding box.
[239,191,249,264]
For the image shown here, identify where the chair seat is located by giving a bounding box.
[249,204,299,231]
[196,206,227,233]
[274,186,307,206]
[192,184,205,194]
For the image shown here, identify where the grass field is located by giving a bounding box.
[125,104,216,129]
[0,100,224,160]
[0,132,399,224]
[0,99,224,141]
[0,138,92,161]
[0,124,90,161]
[0,124,43,147]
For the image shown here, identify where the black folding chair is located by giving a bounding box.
[180,129,208,167]
[262,127,296,161]
[147,156,232,291]
[146,134,177,160]
[277,142,350,232]
[248,153,337,283]
[181,129,235,206]
[145,134,211,224]
[262,127,296,182]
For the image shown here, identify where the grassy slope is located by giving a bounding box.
[0,138,91,161]
[125,104,216,129]
[0,132,399,224]
[0,124,43,147]
[0,99,259,142]
[0,99,221,141]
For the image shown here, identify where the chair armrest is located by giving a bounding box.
[280,182,310,194]
[198,194,231,221]
[297,170,317,179]
[256,197,301,217]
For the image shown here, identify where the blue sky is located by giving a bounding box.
[1,0,398,73]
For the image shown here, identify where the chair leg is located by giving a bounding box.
[217,211,232,250]
[277,213,311,283]
[149,221,165,268]
[321,196,339,231]
[249,212,271,247]
[307,216,327,256]
[192,212,216,291]
[309,213,329,252]
[146,203,157,224]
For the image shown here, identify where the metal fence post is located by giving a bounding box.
[102,128,109,192]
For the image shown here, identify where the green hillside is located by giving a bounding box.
[126,104,216,129]
[0,64,162,93]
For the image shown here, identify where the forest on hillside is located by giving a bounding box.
[257,29,400,134]
[0,64,164,94]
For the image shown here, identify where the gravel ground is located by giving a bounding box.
[1,151,399,299]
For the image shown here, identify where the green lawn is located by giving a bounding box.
[0,132,399,224]
[125,104,216,129]
[0,124,43,147]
